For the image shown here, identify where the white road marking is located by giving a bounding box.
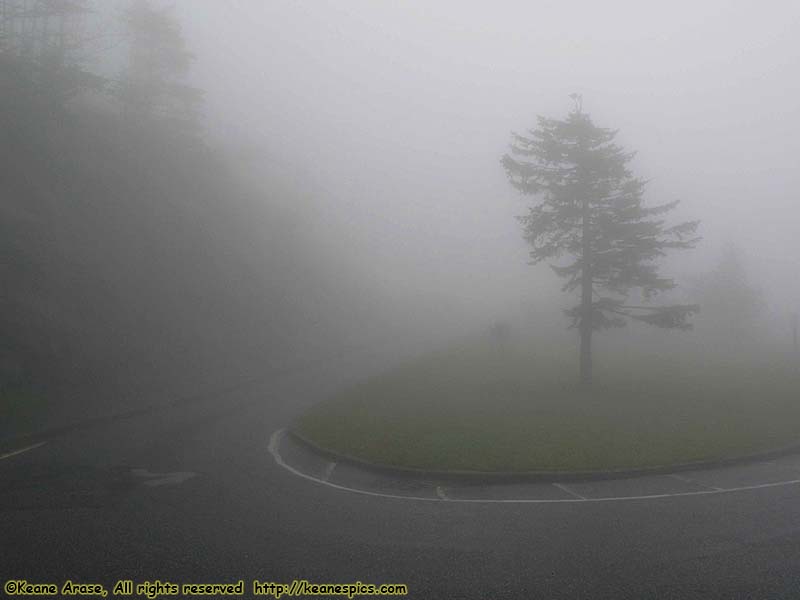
[436,486,449,500]
[0,441,46,461]
[553,482,587,500]
[268,429,800,504]
[667,472,723,491]
[131,468,197,487]
[323,461,337,482]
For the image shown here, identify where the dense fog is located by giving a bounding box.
[5,5,800,597]
[2,0,799,410]
[181,0,799,343]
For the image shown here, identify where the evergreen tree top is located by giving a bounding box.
[501,102,700,333]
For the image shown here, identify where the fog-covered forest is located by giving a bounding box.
[2,1,799,429]
[1,1,401,419]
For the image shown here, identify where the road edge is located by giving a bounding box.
[288,427,800,483]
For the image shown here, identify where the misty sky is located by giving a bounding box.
[167,0,799,329]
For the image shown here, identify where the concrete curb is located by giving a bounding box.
[288,428,800,483]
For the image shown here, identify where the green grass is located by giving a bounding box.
[293,335,800,472]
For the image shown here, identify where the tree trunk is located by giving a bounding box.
[580,193,593,386]
[579,268,593,386]
[579,309,592,386]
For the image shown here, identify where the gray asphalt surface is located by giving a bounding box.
[3,351,800,599]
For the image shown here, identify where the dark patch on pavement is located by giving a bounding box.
[0,463,139,511]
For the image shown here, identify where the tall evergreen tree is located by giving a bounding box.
[502,96,700,385]
[117,0,202,136]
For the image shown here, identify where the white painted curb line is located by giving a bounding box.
[268,429,800,504]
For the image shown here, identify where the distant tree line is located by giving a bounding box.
[0,1,356,395]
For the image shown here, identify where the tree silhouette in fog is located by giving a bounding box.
[117,0,202,137]
[692,244,763,341]
[501,97,700,385]
[0,0,102,107]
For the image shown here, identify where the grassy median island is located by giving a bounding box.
[293,336,800,473]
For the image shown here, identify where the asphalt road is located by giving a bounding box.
[3,350,800,599]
